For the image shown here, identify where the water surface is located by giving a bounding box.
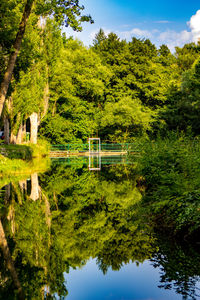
[0,156,200,299]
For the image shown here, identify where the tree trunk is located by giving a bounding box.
[42,81,49,120]
[4,184,11,204]
[16,123,23,144]
[10,132,17,144]
[30,173,39,201]
[19,180,27,193]
[4,117,9,144]
[22,122,26,141]
[30,112,38,144]
[0,220,24,299]
[0,0,34,117]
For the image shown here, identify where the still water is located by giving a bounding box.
[65,259,181,300]
[0,156,200,299]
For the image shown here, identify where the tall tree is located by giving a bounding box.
[0,0,93,117]
[0,0,34,117]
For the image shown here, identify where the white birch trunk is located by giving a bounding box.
[30,112,38,144]
[30,173,39,201]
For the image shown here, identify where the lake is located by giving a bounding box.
[0,156,200,299]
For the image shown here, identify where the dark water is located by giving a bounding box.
[0,157,200,299]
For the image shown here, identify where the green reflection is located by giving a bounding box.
[151,232,200,300]
[0,160,199,299]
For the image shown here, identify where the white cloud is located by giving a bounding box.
[119,28,153,40]
[89,27,192,51]
[154,20,171,24]
[64,10,200,51]
[117,27,192,51]
[158,10,200,50]
[159,30,191,43]
[158,30,192,50]
[188,10,200,42]
[118,10,200,51]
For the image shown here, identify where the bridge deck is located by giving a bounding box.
[50,151,127,158]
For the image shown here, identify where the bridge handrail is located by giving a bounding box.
[50,143,140,152]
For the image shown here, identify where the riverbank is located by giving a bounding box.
[0,140,50,178]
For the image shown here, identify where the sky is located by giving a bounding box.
[63,0,200,51]
[65,259,181,300]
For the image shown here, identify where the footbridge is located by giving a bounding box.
[50,140,138,158]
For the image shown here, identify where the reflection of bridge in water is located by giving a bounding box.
[51,155,131,171]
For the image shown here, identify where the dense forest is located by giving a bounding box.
[1,0,200,145]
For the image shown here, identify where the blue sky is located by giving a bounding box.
[65,259,181,300]
[64,0,200,51]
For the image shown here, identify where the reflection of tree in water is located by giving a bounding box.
[151,232,200,300]
[40,164,156,270]
[0,164,156,298]
[0,218,24,299]
[0,175,68,299]
[2,163,200,299]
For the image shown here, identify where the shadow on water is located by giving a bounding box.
[0,158,200,299]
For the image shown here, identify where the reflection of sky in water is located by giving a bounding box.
[64,259,181,300]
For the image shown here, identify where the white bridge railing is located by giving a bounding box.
[88,138,101,170]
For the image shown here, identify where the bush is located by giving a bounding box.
[137,133,200,236]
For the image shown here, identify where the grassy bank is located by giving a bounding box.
[0,139,49,159]
[0,140,50,178]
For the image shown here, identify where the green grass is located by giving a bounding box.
[0,144,32,160]
[0,139,50,177]
[0,139,50,160]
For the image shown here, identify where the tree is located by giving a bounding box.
[175,42,200,73]
[93,28,107,48]
[158,59,200,135]
[40,39,112,143]
[92,31,175,108]
[0,0,93,117]
[100,97,154,142]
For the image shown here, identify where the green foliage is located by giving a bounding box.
[39,114,74,144]
[40,30,181,144]
[12,62,48,117]
[137,134,200,235]
[34,0,93,30]
[40,39,112,143]
[0,0,94,144]
[100,97,154,141]
[0,0,23,48]
[0,0,23,85]
[157,59,200,136]
[175,42,200,72]
[92,31,176,108]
